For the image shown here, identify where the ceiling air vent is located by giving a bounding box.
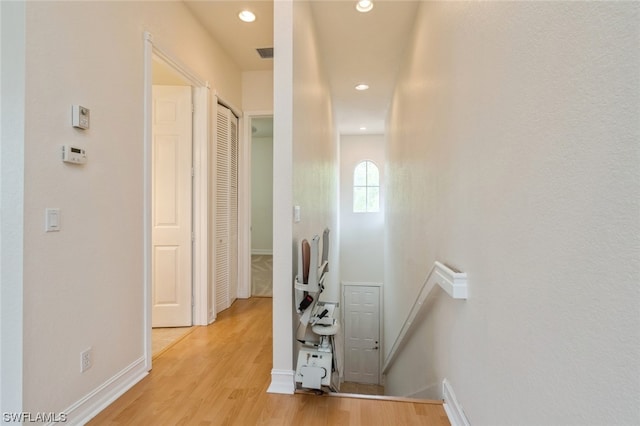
[256,47,274,59]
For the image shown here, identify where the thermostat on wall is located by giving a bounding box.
[72,105,90,129]
[62,144,87,165]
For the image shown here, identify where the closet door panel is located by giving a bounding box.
[214,104,239,315]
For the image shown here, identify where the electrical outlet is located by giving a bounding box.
[80,348,92,373]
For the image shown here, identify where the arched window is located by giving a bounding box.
[353,160,380,213]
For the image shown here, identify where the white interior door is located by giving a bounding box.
[214,104,238,314]
[344,285,381,384]
[152,85,193,327]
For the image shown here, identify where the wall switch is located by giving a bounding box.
[80,348,92,373]
[294,205,301,223]
[45,208,61,232]
[72,105,90,129]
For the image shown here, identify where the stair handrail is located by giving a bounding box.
[382,261,468,374]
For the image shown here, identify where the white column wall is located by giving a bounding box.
[271,0,339,393]
[271,0,295,392]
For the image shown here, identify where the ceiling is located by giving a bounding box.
[183,1,275,71]
[183,0,418,135]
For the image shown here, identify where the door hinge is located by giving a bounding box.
[191,167,195,177]
[191,232,195,242]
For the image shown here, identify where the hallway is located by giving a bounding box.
[89,298,449,425]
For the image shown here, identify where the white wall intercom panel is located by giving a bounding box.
[62,144,87,165]
[72,105,90,129]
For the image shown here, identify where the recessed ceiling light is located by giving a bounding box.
[356,0,374,13]
[238,10,256,23]
[360,127,367,131]
[355,83,369,91]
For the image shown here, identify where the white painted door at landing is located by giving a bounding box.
[152,85,193,327]
[344,284,381,384]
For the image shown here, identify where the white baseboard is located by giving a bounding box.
[55,356,148,425]
[267,369,295,394]
[251,249,273,256]
[443,379,470,426]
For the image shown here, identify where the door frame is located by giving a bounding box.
[341,281,384,385]
[143,32,210,369]
[238,110,273,299]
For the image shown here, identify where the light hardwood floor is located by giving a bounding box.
[89,298,449,425]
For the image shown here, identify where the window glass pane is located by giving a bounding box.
[367,162,379,186]
[367,187,380,212]
[353,187,367,212]
[354,162,367,186]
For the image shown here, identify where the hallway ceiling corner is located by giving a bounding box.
[183,0,274,71]
[183,0,419,136]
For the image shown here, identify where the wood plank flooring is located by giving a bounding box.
[88,298,449,425]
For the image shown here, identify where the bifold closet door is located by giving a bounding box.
[214,104,239,314]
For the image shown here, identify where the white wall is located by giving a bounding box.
[271,0,339,392]
[152,58,191,86]
[384,2,640,425]
[339,134,384,284]
[291,1,339,304]
[13,1,241,419]
[0,0,25,415]
[242,70,274,112]
[251,135,273,253]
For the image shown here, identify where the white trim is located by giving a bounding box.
[267,369,296,394]
[142,32,154,371]
[382,261,467,374]
[341,281,382,287]
[147,32,208,89]
[434,261,468,299]
[443,379,471,426]
[240,110,273,300]
[192,86,210,326]
[251,249,273,256]
[215,90,242,119]
[55,357,148,426]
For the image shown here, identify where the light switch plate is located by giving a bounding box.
[46,208,61,232]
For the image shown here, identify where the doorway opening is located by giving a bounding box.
[249,116,274,298]
[143,32,210,368]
